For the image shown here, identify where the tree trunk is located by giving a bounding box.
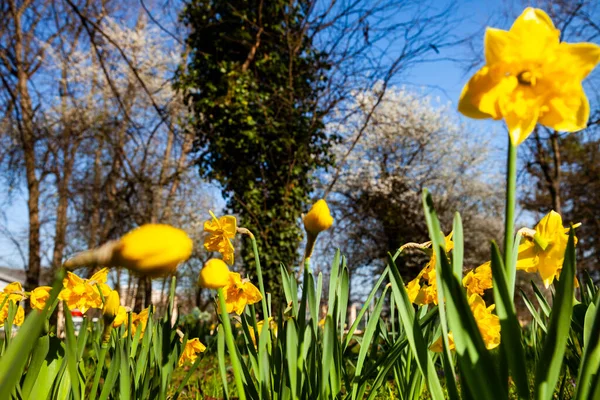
[11,0,41,290]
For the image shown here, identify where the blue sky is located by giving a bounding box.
[0,0,526,268]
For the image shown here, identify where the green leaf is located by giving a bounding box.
[99,347,121,400]
[422,189,504,400]
[534,227,576,400]
[63,301,81,400]
[452,212,464,280]
[574,296,600,400]
[387,254,444,400]
[490,242,530,398]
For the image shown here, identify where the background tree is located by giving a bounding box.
[322,87,504,296]
[180,0,461,307]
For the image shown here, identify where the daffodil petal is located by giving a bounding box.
[539,85,590,132]
[499,87,539,146]
[458,66,515,120]
[557,42,600,80]
[220,216,237,238]
[485,28,519,65]
[516,241,538,272]
[535,211,564,239]
[509,8,559,59]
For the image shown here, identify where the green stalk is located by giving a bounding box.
[248,232,270,320]
[504,139,517,287]
[90,343,108,400]
[217,287,247,400]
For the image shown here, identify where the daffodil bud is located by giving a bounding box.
[103,290,120,321]
[64,224,193,278]
[303,199,333,236]
[198,259,230,289]
[102,290,120,343]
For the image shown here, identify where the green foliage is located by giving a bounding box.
[179,0,336,304]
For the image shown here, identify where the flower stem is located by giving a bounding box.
[504,139,517,291]
[89,343,108,400]
[246,231,270,320]
[217,287,247,400]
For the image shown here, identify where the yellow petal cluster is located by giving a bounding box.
[406,232,453,305]
[430,293,501,352]
[130,307,150,337]
[178,337,207,367]
[113,305,128,328]
[204,211,236,265]
[463,261,493,296]
[516,210,576,288]
[248,317,277,347]
[223,272,262,315]
[0,282,25,326]
[303,199,334,236]
[30,286,52,311]
[458,7,600,145]
[59,268,111,313]
[114,224,193,277]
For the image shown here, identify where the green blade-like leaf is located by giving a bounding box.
[423,189,504,400]
[490,241,530,398]
[452,212,464,280]
[534,227,576,400]
[387,254,444,400]
[574,296,600,400]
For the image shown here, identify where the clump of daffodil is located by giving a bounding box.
[204,211,237,265]
[223,272,262,315]
[248,317,277,347]
[198,258,231,289]
[463,261,493,296]
[458,7,600,146]
[0,282,25,326]
[59,268,111,313]
[430,293,501,352]
[102,290,120,343]
[29,286,52,311]
[406,232,454,305]
[178,337,207,367]
[516,210,578,288]
[63,224,193,278]
[303,199,334,259]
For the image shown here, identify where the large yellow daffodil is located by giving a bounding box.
[459,8,600,145]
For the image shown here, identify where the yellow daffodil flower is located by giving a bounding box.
[178,337,207,366]
[64,224,193,278]
[248,317,277,347]
[0,283,25,326]
[223,272,262,315]
[198,258,231,289]
[458,7,600,145]
[463,261,493,296]
[113,306,128,328]
[30,286,52,311]
[517,210,577,287]
[204,211,236,265]
[430,293,500,352]
[406,231,453,306]
[131,307,150,338]
[59,268,111,313]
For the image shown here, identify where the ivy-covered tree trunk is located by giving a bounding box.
[179,0,335,308]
